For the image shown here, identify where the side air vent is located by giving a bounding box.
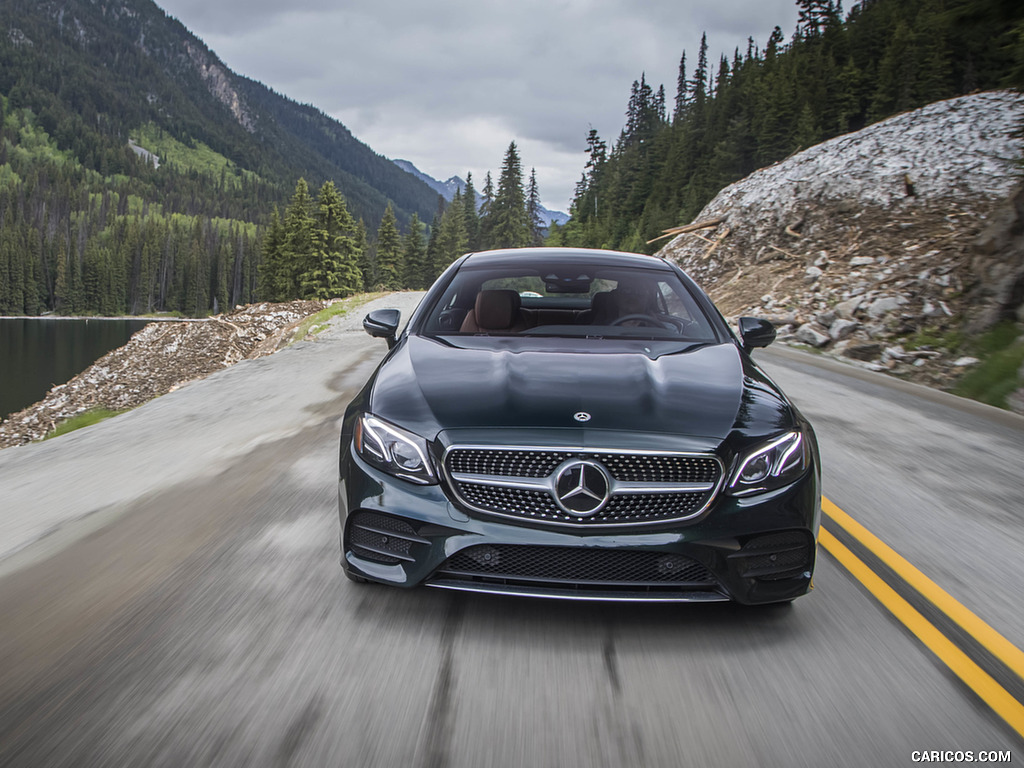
[348,511,429,565]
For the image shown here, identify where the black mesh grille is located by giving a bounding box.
[458,484,561,518]
[447,449,574,478]
[454,483,714,525]
[445,447,723,527]
[731,531,813,580]
[446,448,719,483]
[438,545,716,587]
[348,511,424,565]
[598,492,713,523]
[599,454,720,483]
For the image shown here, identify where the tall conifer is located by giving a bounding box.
[489,142,529,249]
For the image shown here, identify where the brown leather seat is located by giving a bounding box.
[460,290,529,333]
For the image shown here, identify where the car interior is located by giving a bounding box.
[426,267,717,341]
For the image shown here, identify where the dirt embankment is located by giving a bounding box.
[658,90,1024,411]
[0,301,326,449]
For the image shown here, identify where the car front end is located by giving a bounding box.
[339,248,820,605]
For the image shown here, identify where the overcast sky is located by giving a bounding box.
[156,0,802,212]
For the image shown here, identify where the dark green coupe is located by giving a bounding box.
[339,248,820,604]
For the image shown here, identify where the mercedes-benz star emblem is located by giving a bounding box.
[573,411,592,423]
[554,460,611,517]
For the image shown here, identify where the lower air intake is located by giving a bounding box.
[436,544,716,588]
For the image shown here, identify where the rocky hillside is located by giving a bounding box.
[0,301,327,449]
[658,90,1024,412]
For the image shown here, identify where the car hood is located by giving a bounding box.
[367,335,794,444]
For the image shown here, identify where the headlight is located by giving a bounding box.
[354,414,438,485]
[727,431,808,496]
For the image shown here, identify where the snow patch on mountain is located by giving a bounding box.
[393,159,569,227]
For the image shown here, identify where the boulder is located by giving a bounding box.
[843,342,883,361]
[829,318,859,341]
[835,297,862,320]
[795,323,830,347]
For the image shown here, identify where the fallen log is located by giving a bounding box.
[646,216,726,245]
[702,226,731,260]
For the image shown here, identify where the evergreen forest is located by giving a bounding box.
[3,0,1024,317]
[553,0,1024,253]
[261,142,552,302]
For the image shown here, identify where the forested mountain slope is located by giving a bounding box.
[0,0,438,316]
[557,0,1024,254]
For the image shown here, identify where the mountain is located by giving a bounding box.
[393,158,570,228]
[393,159,466,202]
[0,0,438,227]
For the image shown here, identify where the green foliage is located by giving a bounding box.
[401,213,428,290]
[489,142,530,249]
[132,124,261,190]
[561,0,1024,254]
[0,0,451,316]
[292,292,382,340]
[44,408,125,440]
[374,203,404,291]
[304,180,363,299]
[953,323,1024,409]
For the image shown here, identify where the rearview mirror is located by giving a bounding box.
[738,317,776,353]
[363,309,401,349]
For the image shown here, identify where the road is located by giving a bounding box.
[0,292,1021,767]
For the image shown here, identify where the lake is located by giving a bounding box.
[0,318,152,420]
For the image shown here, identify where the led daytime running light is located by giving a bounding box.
[729,431,805,496]
[355,414,437,485]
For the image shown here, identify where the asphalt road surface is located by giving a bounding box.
[1,292,1021,767]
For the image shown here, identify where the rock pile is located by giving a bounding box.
[0,300,325,449]
[659,90,1024,409]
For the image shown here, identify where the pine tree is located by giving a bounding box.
[301,181,362,299]
[693,34,710,109]
[462,172,481,251]
[258,207,285,301]
[374,203,403,291]
[674,51,689,122]
[434,189,468,273]
[401,213,427,289]
[797,0,835,37]
[281,179,315,300]
[489,142,530,249]
[526,168,545,246]
[478,173,495,249]
[354,219,374,291]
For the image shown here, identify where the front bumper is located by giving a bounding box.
[339,445,820,605]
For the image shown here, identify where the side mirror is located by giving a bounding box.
[738,317,776,353]
[363,309,401,349]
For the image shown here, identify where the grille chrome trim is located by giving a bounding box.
[450,471,716,495]
[442,445,724,528]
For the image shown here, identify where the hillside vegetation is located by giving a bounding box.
[554,0,1024,253]
[0,0,440,317]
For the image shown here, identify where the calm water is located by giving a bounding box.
[0,318,151,420]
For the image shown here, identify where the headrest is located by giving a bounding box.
[591,291,616,315]
[475,289,520,330]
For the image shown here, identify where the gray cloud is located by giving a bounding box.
[158,0,800,210]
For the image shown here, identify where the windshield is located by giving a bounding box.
[420,259,720,342]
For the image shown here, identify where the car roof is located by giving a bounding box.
[459,247,675,271]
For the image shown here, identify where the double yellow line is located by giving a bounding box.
[820,497,1024,739]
